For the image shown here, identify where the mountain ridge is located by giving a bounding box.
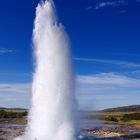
[102,105,140,112]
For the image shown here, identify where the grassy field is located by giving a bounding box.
[99,112,140,125]
[3,109,27,113]
[84,105,140,125]
[0,108,28,124]
[0,105,140,126]
[0,107,140,140]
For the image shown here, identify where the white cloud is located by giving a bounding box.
[131,70,140,74]
[0,83,31,108]
[77,73,140,87]
[127,70,140,79]
[136,0,140,2]
[0,72,31,77]
[85,6,93,11]
[76,73,140,110]
[95,0,126,10]
[0,72,140,110]
[95,2,118,9]
[74,57,140,68]
[0,48,13,55]
[0,83,31,93]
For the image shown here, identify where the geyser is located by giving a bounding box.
[14,0,77,140]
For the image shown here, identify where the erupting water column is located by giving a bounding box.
[15,0,77,140]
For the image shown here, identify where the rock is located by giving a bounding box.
[0,127,24,140]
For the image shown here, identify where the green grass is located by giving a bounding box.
[85,111,140,125]
[4,109,27,113]
[0,108,140,125]
[0,109,28,119]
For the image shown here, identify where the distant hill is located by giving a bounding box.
[0,107,27,111]
[102,105,140,112]
[0,107,6,110]
[1,105,140,113]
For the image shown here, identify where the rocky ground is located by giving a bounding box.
[0,124,140,140]
[82,125,140,137]
[0,127,24,140]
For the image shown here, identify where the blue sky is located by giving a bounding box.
[0,0,140,110]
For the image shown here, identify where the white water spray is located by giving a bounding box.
[15,0,77,140]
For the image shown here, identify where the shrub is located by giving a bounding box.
[0,110,28,119]
[121,113,140,121]
[105,116,118,122]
